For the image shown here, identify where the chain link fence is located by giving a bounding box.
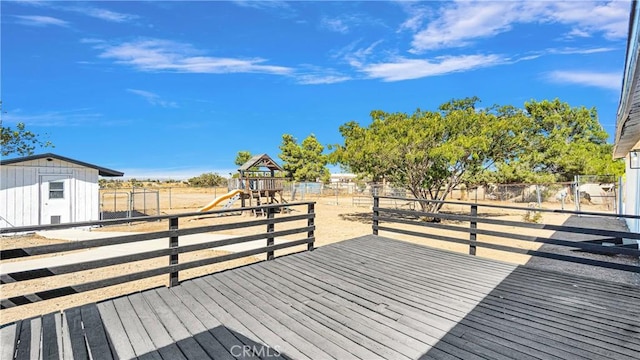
[99,176,621,217]
[345,177,620,214]
[100,188,160,220]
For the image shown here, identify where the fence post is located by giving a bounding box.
[373,196,379,235]
[469,205,477,255]
[143,188,147,215]
[618,176,623,217]
[267,207,275,260]
[308,203,315,251]
[169,217,179,286]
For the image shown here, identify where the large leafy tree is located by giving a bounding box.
[1,122,54,156]
[234,150,252,166]
[279,134,330,182]
[333,97,527,212]
[494,99,624,183]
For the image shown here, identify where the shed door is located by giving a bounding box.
[40,175,71,225]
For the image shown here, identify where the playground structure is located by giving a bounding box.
[197,189,243,212]
[197,154,286,215]
[233,154,286,212]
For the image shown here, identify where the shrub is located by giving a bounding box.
[523,202,543,223]
[187,172,226,187]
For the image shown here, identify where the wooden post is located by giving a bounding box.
[169,217,179,286]
[469,205,477,256]
[307,203,315,251]
[267,207,275,260]
[373,196,379,235]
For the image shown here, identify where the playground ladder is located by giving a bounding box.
[222,193,241,210]
[252,191,264,217]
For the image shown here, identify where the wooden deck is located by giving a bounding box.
[2,235,639,359]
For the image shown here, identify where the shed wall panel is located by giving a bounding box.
[1,158,103,227]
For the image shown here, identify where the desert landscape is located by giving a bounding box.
[0,185,616,324]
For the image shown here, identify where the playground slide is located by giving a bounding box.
[198,189,244,212]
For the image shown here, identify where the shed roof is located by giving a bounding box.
[614,1,640,158]
[238,153,283,172]
[0,153,124,177]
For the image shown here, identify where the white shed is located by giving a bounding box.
[0,153,123,227]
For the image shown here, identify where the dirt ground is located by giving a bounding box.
[1,189,607,325]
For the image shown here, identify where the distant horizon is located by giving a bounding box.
[3,1,631,175]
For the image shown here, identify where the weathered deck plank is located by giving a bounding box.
[40,313,59,360]
[331,239,640,347]
[167,286,260,360]
[0,323,17,360]
[80,304,112,360]
[3,235,639,360]
[96,301,136,360]
[111,296,162,360]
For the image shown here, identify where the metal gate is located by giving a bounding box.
[100,188,160,220]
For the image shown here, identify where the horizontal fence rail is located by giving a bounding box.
[0,202,315,309]
[373,196,640,273]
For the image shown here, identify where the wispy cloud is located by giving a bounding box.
[321,17,350,34]
[94,39,293,75]
[546,70,621,90]
[397,2,432,33]
[231,0,290,10]
[406,1,629,52]
[13,15,68,27]
[13,1,138,23]
[546,47,618,55]
[127,89,178,108]
[2,109,109,127]
[333,40,385,68]
[296,73,352,85]
[360,54,505,82]
[230,0,296,18]
[320,13,387,34]
[76,7,139,23]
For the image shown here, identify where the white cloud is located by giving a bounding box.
[360,54,504,82]
[334,40,385,68]
[550,1,630,40]
[13,15,68,27]
[79,8,139,23]
[321,17,350,34]
[296,73,351,85]
[410,1,520,52]
[397,3,431,33]
[547,47,618,55]
[407,1,630,52]
[13,1,138,23]
[2,109,106,127]
[230,0,296,17]
[94,39,293,75]
[127,89,178,108]
[231,0,290,10]
[546,70,621,90]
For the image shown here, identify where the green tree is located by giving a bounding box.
[333,97,527,212]
[279,134,330,182]
[494,99,624,183]
[187,172,226,187]
[234,151,252,166]
[1,122,54,156]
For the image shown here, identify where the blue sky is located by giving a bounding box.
[1,0,632,179]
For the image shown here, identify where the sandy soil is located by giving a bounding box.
[0,190,597,325]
